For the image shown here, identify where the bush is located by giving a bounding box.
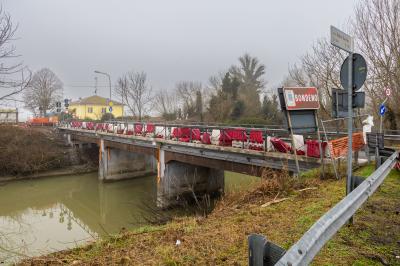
[101,113,115,122]
[0,126,67,176]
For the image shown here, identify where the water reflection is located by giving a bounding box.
[0,173,158,262]
[0,172,258,262]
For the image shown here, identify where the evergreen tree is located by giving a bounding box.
[229,54,265,117]
[230,100,245,120]
[261,94,283,124]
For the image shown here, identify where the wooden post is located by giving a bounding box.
[286,110,300,175]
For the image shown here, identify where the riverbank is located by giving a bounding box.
[21,165,400,265]
[0,164,97,183]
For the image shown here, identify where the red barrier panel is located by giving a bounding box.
[172,127,190,138]
[96,123,104,131]
[219,128,247,146]
[134,124,143,135]
[219,130,233,146]
[86,122,95,130]
[146,123,155,134]
[126,125,134,135]
[306,140,327,158]
[201,132,211,144]
[271,137,306,155]
[191,128,201,141]
[270,137,292,153]
[249,130,263,143]
[107,123,114,133]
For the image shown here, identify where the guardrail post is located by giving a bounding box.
[248,234,286,266]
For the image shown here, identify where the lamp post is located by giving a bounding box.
[94,70,111,101]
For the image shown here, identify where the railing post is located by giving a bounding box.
[264,129,268,152]
[242,130,244,149]
[248,234,286,266]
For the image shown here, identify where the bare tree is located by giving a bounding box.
[353,0,400,129]
[0,7,31,102]
[23,68,63,116]
[175,81,203,120]
[287,38,346,118]
[153,89,178,120]
[115,71,153,121]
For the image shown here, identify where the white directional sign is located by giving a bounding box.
[385,88,391,97]
[330,26,353,53]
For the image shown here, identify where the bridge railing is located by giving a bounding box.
[248,150,399,266]
[60,120,324,156]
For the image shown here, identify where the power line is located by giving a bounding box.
[1,97,24,103]
[64,85,111,88]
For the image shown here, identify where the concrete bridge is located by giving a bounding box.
[59,122,325,207]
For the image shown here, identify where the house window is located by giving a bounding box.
[101,107,106,113]
[88,107,93,113]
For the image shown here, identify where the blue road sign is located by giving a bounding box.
[109,106,113,113]
[379,104,386,116]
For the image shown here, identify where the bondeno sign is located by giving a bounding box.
[283,87,320,110]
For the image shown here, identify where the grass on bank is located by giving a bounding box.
[23,165,400,265]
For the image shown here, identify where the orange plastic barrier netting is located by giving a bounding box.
[328,132,365,159]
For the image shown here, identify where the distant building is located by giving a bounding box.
[69,95,124,120]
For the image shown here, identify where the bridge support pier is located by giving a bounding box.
[157,159,224,208]
[65,133,73,146]
[99,139,155,181]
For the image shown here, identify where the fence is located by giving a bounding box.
[248,150,399,266]
[0,109,18,124]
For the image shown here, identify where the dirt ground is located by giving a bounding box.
[21,165,400,265]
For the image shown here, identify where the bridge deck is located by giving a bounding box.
[61,127,329,174]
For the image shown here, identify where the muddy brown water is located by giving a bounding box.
[0,172,259,263]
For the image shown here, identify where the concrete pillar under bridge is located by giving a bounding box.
[99,139,157,182]
[156,150,224,208]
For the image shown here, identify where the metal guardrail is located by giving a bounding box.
[59,120,400,142]
[249,150,399,266]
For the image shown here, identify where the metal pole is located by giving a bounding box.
[379,98,388,133]
[315,112,325,179]
[107,73,111,101]
[346,51,353,199]
[321,119,339,179]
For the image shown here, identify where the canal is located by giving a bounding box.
[0,172,259,263]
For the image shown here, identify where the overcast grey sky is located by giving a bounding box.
[3,0,357,117]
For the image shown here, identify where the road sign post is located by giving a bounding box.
[331,26,354,196]
[379,100,387,133]
[331,26,357,223]
[346,51,353,199]
[379,88,391,133]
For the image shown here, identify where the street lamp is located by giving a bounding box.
[94,70,112,101]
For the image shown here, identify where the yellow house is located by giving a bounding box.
[69,95,124,120]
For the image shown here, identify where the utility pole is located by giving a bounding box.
[94,76,98,95]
